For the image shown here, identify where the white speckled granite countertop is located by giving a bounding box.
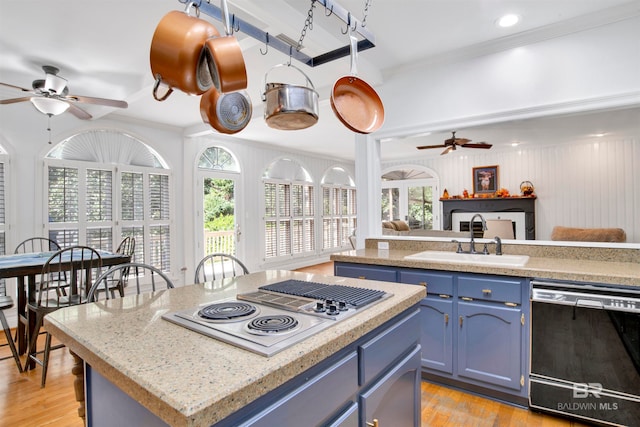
[44,270,425,427]
[330,239,640,287]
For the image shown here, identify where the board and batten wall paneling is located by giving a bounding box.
[382,138,639,242]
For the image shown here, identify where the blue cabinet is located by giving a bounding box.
[334,263,398,282]
[457,301,522,390]
[398,270,454,374]
[359,345,422,427]
[335,261,530,404]
[419,297,453,374]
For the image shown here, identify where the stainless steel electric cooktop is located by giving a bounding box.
[162,279,391,356]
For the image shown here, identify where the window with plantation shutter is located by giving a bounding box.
[0,160,5,294]
[48,166,79,223]
[121,172,144,221]
[321,167,356,251]
[263,159,315,260]
[150,174,170,220]
[45,130,171,273]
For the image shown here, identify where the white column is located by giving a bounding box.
[354,134,381,249]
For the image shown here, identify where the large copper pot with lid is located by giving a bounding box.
[149,2,219,101]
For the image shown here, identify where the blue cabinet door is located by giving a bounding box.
[360,345,422,427]
[457,301,522,391]
[420,297,453,374]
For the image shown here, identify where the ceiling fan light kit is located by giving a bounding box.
[1,65,128,124]
[30,97,70,116]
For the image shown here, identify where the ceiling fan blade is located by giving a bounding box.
[65,94,128,108]
[66,103,92,120]
[461,143,492,149]
[441,146,454,155]
[0,81,35,93]
[453,138,471,145]
[416,144,447,150]
[0,97,32,105]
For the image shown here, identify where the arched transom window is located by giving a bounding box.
[45,130,172,272]
[198,146,240,172]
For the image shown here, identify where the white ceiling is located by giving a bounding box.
[1,0,639,161]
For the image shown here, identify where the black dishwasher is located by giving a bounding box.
[530,280,640,426]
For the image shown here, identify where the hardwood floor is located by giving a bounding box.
[0,262,585,426]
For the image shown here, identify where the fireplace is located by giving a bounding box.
[441,197,536,240]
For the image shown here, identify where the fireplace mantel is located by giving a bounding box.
[441,196,537,239]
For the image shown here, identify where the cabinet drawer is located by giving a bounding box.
[334,263,398,282]
[359,309,420,386]
[458,275,523,304]
[239,352,358,426]
[399,270,453,296]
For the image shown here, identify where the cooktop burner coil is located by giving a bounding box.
[198,302,257,321]
[246,315,299,335]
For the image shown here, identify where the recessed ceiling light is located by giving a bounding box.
[591,133,607,137]
[497,14,520,28]
[511,142,519,147]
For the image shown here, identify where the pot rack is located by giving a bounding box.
[180,0,376,67]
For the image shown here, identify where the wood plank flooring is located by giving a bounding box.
[0,262,586,426]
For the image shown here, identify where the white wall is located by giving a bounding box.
[378,16,640,133]
[382,137,639,242]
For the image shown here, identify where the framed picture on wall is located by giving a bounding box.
[473,165,499,194]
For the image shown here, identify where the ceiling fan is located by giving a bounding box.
[0,65,128,120]
[416,131,492,155]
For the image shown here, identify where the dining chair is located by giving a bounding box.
[14,237,61,254]
[87,262,174,302]
[26,246,102,387]
[14,236,65,293]
[0,284,22,373]
[104,237,136,298]
[13,238,64,348]
[194,253,249,283]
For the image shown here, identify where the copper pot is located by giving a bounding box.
[331,31,384,134]
[203,0,247,94]
[200,87,252,134]
[150,2,219,101]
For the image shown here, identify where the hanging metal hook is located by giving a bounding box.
[325,3,333,16]
[260,33,269,55]
[341,12,351,35]
[232,14,240,33]
[287,45,293,66]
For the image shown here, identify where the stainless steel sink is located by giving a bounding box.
[404,250,529,267]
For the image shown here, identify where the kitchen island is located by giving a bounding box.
[44,270,425,427]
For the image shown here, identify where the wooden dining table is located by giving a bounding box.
[0,250,130,369]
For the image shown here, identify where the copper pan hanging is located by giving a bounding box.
[330,27,384,134]
[200,86,252,134]
[203,0,248,93]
